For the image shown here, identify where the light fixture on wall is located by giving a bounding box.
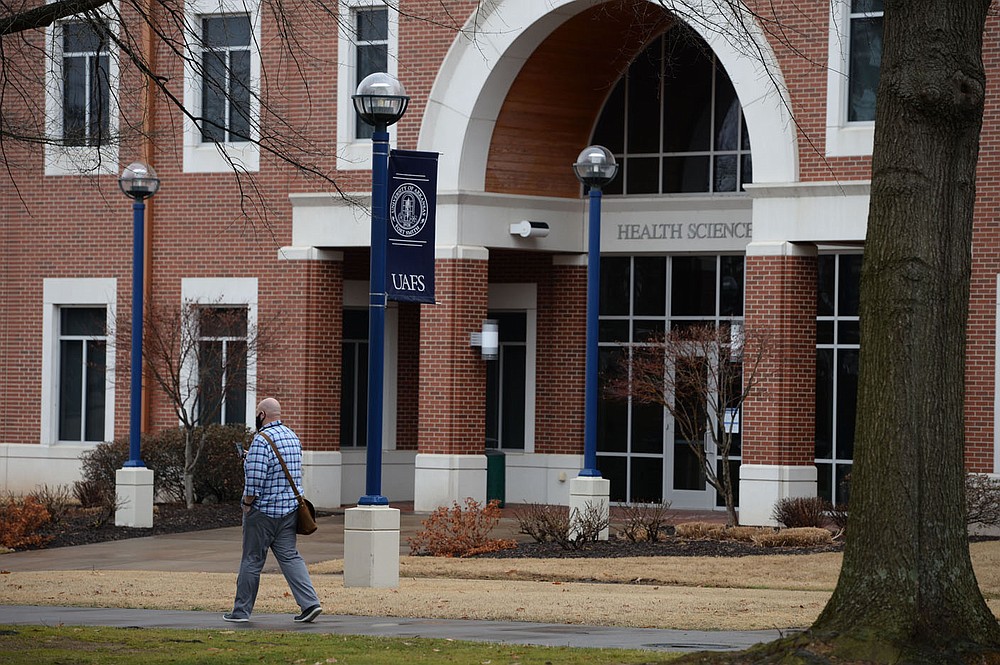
[470,319,499,360]
[509,220,550,238]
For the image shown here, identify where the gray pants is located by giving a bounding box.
[230,508,320,619]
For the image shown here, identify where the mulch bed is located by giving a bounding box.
[30,502,246,550]
[474,538,845,559]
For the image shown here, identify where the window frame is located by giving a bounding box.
[182,0,262,173]
[196,306,250,426]
[180,278,258,428]
[44,9,120,176]
[336,0,400,171]
[825,0,882,157]
[41,278,117,445]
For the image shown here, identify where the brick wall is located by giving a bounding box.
[743,253,818,466]
[417,258,488,455]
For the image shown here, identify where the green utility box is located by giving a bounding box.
[485,449,505,507]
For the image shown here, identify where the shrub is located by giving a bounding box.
[408,498,516,557]
[967,473,1000,528]
[193,424,252,503]
[0,494,52,549]
[828,504,849,536]
[753,527,833,548]
[28,484,74,525]
[516,503,570,544]
[772,496,830,528]
[674,522,725,540]
[616,501,673,543]
[75,425,250,508]
[515,502,608,550]
[720,526,765,543]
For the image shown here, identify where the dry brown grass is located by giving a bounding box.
[2,541,998,631]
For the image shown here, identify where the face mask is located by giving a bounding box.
[255,412,265,431]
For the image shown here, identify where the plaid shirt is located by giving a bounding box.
[243,421,303,518]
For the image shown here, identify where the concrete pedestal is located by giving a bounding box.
[343,505,400,588]
[115,466,154,528]
[413,454,486,512]
[738,464,817,526]
[569,475,610,541]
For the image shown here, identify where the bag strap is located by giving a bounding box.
[259,431,305,502]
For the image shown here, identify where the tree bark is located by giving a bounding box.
[807,0,1000,658]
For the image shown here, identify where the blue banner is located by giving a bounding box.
[386,149,438,303]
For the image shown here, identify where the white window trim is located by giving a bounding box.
[336,0,400,171]
[182,0,262,173]
[825,0,876,157]
[44,7,121,176]
[180,278,259,427]
[41,278,117,445]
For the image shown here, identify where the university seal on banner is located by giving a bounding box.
[389,183,429,238]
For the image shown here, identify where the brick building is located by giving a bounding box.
[1,0,996,524]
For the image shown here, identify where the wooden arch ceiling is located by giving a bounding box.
[484,0,675,199]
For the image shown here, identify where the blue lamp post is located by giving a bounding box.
[353,72,409,505]
[118,161,160,468]
[573,146,619,477]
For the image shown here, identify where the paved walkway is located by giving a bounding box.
[0,506,779,653]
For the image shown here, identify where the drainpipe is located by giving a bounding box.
[139,0,156,434]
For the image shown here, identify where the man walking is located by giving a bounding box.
[224,397,322,623]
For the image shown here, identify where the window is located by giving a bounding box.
[485,312,527,451]
[42,279,117,444]
[58,307,108,442]
[45,16,119,175]
[61,20,111,146]
[826,0,883,155]
[815,253,862,506]
[341,309,369,447]
[592,27,752,196]
[337,1,399,170]
[354,8,388,140]
[197,307,248,425]
[180,278,258,427]
[198,15,252,143]
[596,255,745,506]
[847,1,883,122]
[183,0,260,172]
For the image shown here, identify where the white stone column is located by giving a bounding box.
[115,467,154,528]
[413,453,487,512]
[343,505,400,588]
[301,450,342,510]
[738,464,817,526]
[568,475,610,541]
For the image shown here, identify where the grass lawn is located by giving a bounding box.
[0,625,678,664]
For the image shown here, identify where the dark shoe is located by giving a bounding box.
[293,605,322,623]
[223,613,249,623]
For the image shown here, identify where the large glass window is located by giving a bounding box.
[592,27,752,196]
[597,256,744,505]
[341,309,369,447]
[199,15,252,143]
[197,307,248,425]
[847,0,883,122]
[815,254,862,506]
[61,20,110,146]
[58,307,107,441]
[486,312,527,451]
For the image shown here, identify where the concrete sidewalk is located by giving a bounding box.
[0,605,785,653]
[0,506,775,653]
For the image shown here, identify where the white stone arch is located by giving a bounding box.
[419,0,799,192]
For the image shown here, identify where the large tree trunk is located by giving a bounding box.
[678,1,999,662]
[810,0,1000,658]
